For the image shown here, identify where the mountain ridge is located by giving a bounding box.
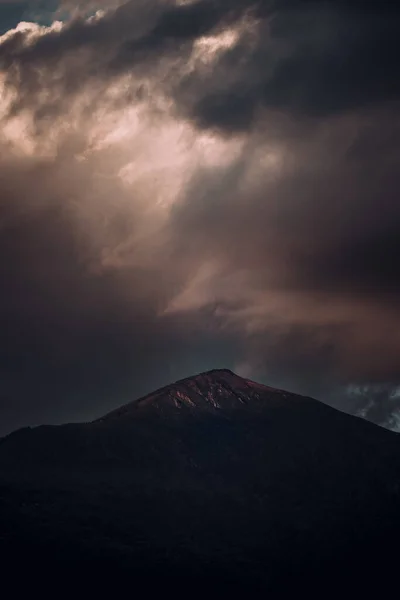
[96,368,312,421]
[1,369,392,438]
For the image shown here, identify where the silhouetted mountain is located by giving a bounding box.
[0,370,399,594]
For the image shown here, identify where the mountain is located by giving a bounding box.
[97,368,299,416]
[0,369,399,594]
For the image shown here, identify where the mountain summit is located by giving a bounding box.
[1,370,400,593]
[98,368,299,420]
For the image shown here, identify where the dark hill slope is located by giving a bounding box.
[0,369,399,594]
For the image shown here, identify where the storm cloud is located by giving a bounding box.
[0,0,399,434]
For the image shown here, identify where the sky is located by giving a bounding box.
[0,0,399,435]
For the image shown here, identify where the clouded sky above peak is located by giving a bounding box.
[0,0,399,434]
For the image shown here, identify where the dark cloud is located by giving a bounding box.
[3,2,399,124]
[179,3,400,130]
[328,384,400,432]
[0,1,399,434]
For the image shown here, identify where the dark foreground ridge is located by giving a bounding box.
[0,369,399,595]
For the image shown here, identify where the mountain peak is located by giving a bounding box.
[97,368,297,422]
[200,368,235,375]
